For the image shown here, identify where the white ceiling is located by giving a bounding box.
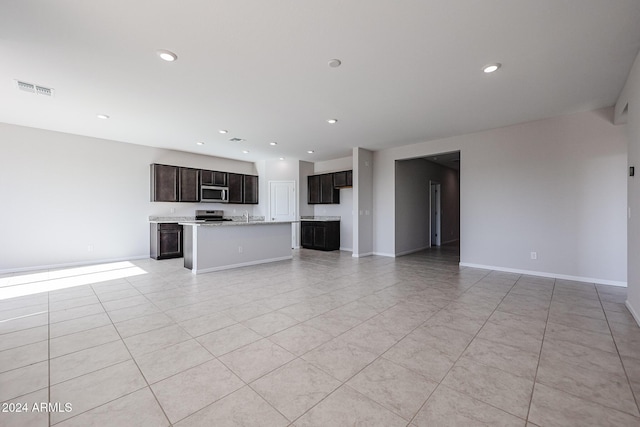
[1,1,640,163]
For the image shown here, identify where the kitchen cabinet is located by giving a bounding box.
[228,173,259,204]
[320,174,337,203]
[201,170,227,186]
[333,170,352,187]
[308,173,339,204]
[150,223,183,259]
[151,164,178,202]
[151,163,258,204]
[228,173,244,203]
[301,221,340,251]
[308,175,321,204]
[179,167,200,202]
[151,164,200,202]
[243,175,259,204]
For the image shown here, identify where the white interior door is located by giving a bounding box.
[269,181,296,247]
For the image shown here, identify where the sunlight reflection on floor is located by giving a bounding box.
[0,262,148,301]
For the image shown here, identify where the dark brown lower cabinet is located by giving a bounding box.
[150,223,183,259]
[301,221,340,251]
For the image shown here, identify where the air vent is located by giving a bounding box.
[229,138,245,142]
[35,86,52,96]
[16,80,54,97]
[17,81,35,93]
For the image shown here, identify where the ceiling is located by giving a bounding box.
[1,1,640,163]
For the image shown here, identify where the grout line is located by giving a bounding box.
[596,285,640,415]
[290,263,494,425]
[8,248,636,425]
[524,278,555,423]
[96,290,174,426]
[405,272,525,425]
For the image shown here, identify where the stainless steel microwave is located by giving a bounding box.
[201,185,228,203]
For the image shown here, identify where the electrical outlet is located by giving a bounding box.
[530,251,537,260]
[238,246,243,253]
[170,208,175,214]
[87,245,94,252]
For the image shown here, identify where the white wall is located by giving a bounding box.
[298,161,314,218]
[616,50,640,320]
[313,156,354,251]
[374,108,627,285]
[0,123,256,272]
[314,157,353,173]
[395,159,460,255]
[255,158,300,219]
[354,148,374,257]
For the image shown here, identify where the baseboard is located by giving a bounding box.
[395,246,431,257]
[372,252,395,258]
[625,300,640,327]
[459,262,627,287]
[0,255,149,275]
[441,238,460,245]
[339,247,353,252]
[192,255,293,274]
[352,252,374,258]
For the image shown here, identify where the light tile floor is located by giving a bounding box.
[1,246,640,426]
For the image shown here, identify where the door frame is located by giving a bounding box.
[429,180,441,247]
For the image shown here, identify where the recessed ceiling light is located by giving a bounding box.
[307,150,314,154]
[326,119,338,124]
[483,63,501,73]
[279,157,285,161]
[157,50,178,62]
[219,129,228,134]
[269,142,277,146]
[96,114,109,119]
[242,150,250,154]
[328,59,342,68]
[196,142,205,146]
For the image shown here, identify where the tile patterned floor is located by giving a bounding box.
[1,246,640,426]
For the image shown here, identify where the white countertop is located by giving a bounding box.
[149,216,195,224]
[300,216,341,222]
[179,220,297,227]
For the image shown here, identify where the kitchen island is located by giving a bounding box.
[179,221,295,274]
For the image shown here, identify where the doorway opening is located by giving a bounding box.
[430,181,441,247]
[393,150,460,259]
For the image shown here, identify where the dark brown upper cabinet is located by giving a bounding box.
[178,167,200,202]
[333,170,352,188]
[308,175,321,204]
[243,175,259,204]
[308,173,339,204]
[228,173,244,204]
[152,164,257,204]
[201,170,227,186]
[151,164,179,202]
[151,164,199,202]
